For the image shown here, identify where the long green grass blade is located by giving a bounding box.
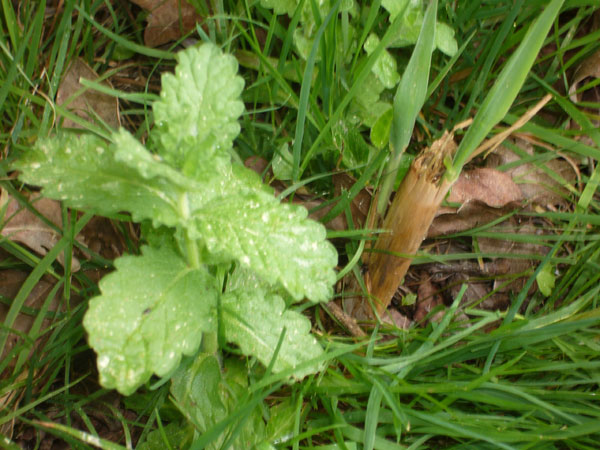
[292,0,341,182]
[450,0,565,178]
[377,0,438,215]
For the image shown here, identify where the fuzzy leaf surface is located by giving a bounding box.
[152,44,245,180]
[191,190,337,302]
[83,245,218,395]
[14,132,196,228]
[222,289,325,378]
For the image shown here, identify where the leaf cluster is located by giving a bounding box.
[15,43,338,396]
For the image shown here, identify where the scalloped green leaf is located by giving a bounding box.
[83,245,218,395]
[364,33,400,89]
[14,132,194,229]
[152,44,245,180]
[272,142,293,181]
[259,0,298,16]
[382,0,457,56]
[436,22,458,57]
[191,189,337,302]
[222,289,325,378]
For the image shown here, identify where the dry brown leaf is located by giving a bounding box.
[569,49,600,104]
[568,49,600,148]
[0,264,84,430]
[448,274,510,311]
[414,274,444,323]
[0,271,64,367]
[56,58,120,129]
[477,222,548,296]
[429,201,519,238]
[333,173,371,221]
[1,191,82,271]
[486,140,577,207]
[447,168,523,207]
[381,308,411,330]
[131,0,202,47]
[477,223,548,261]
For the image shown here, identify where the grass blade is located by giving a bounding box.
[450,0,565,177]
[377,0,438,215]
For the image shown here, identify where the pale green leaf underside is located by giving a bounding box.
[382,0,457,56]
[222,289,324,379]
[83,246,217,395]
[259,0,297,16]
[171,355,268,449]
[171,355,227,434]
[153,44,245,179]
[191,190,337,302]
[14,132,193,228]
[364,33,400,89]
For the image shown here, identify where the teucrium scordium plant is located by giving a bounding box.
[16,43,338,396]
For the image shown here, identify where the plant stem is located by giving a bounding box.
[376,146,404,217]
[376,0,438,217]
[185,231,201,269]
[365,132,455,315]
[179,193,201,269]
[448,0,564,179]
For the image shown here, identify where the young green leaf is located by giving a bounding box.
[536,264,556,297]
[171,355,269,449]
[259,0,297,16]
[137,422,194,450]
[14,132,196,229]
[364,33,400,89]
[83,245,218,395]
[222,289,325,378]
[272,142,294,181]
[382,0,457,56]
[191,190,337,302]
[152,44,245,180]
[171,354,227,432]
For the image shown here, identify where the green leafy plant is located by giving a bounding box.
[15,43,337,396]
[239,0,458,182]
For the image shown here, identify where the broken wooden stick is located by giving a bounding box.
[365,131,457,316]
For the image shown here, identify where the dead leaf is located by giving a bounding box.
[381,308,411,330]
[341,272,374,323]
[568,49,600,148]
[429,201,520,238]
[333,173,370,227]
[0,271,65,367]
[0,264,84,436]
[56,58,120,129]
[486,140,577,207]
[1,190,82,271]
[448,274,510,311]
[569,49,600,104]
[131,0,202,47]
[477,223,549,271]
[447,167,523,207]
[414,274,444,323]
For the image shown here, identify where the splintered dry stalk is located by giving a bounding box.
[365,132,456,315]
[364,94,555,317]
[361,0,564,318]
